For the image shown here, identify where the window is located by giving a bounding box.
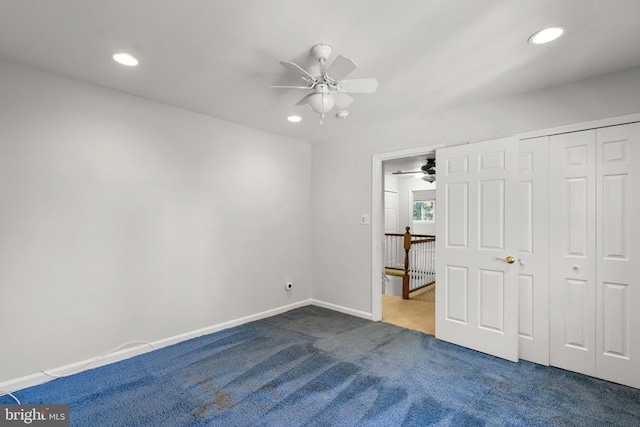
[413,200,435,222]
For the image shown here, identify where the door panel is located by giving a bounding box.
[564,278,590,349]
[518,275,534,338]
[596,123,640,388]
[479,180,504,250]
[550,130,596,376]
[445,266,468,323]
[517,137,549,365]
[446,183,468,248]
[436,138,519,362]
[478,269,504,332]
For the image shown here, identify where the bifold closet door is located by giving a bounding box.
[550,123,640,389]
[549,130,596,377]
[595,123,640,389]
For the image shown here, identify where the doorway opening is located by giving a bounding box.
[371,145,442,334]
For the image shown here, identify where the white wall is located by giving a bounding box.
[0,60,312,383]
[398,178,436,235]
[384,175,398,193]
[311,66,640,313]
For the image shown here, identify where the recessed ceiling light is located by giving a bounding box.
[111,52,139,66]
[287,115,302,122]
[528,26,565,44]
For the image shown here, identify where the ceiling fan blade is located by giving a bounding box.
[325,55,357,81]
[392,171,424,175]
[295,93,313,106]
[338,78,379,93]
[280,61,316,81]
[333,92,354,109]
[269,85,312,89]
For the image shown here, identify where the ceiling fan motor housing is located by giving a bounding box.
[311,44,332,63]
[421,159,436,174]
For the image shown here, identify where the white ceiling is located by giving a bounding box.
[1,1,640,144]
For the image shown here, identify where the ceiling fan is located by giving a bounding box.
[270,44,379,122]
[392,158,436,182]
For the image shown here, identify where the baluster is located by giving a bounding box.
[428,239,432,282]
[415,243,420,290]
[420,243,427,286]
[403,227,411,299]
[414,243,419,290]
[428,240,432,282]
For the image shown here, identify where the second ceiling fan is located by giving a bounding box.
[392,158,436,182]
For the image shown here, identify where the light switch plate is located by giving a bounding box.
[361,214,370,225]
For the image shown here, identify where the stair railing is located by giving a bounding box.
[385,227,436,299]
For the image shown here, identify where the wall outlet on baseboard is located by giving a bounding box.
[285,282,293,290]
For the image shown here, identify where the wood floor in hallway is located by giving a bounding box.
[381,284,435,335]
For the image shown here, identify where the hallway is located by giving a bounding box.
[381,284,435,335]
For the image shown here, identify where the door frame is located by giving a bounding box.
[371,143,445,321]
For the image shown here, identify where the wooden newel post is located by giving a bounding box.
[403,226,411,299]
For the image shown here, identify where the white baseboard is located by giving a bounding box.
[0,298,372,395]
[0,299,313,394]
[310,299,373,320]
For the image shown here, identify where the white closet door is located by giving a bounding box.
[518,137,549,366]
[596,123,640,388]
[436,137,519,362]
[549,130,596,376]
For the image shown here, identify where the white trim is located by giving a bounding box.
[517,112,640,140]
[372,156,383,321]
[372,144,444,322]
[310,299,373,320]
[0,299,313,393]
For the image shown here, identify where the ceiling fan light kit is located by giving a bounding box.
[270,43,378,123]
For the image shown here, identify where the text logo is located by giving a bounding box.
[0,405,69,426]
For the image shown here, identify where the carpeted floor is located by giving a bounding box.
[382,284,435,335]
[2,306,639,426]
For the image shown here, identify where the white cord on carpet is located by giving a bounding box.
[41,341,156,379]
[0,388,21,404]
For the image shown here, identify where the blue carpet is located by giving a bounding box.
[2,306,639,426]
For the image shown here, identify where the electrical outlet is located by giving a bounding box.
[361,214,370,225]
[285,282,293,290]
